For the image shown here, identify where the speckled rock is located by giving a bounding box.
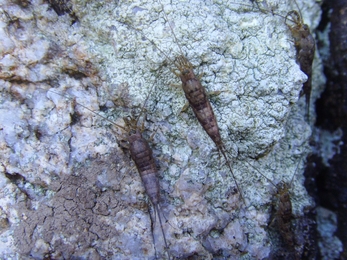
[0,0,324,259]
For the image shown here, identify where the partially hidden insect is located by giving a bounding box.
[232,1,316,122]
[247,156,305,259]
[271,182,298,259]
[47,88,171,259]
[285,9,315,122]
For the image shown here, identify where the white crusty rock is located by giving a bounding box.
[0,0,323,259]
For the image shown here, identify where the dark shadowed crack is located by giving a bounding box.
[314,0,347,257]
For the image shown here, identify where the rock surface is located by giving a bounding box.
[0,0,323,259]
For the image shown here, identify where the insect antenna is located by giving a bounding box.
[157,0,185,57]
[227,1,263,11]
[117,18,175,68]
[287,155,305,191]
[245,160,278,190]
[226,1,298,24]
[47,89,127,131]
[247,152,305,192]
[293,0,304,21]
[117,3,192,74]
[133,79,158,129]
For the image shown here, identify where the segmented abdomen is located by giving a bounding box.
[277,192,295,247]
[129,133,160,205]
[182,78,222,147]
[297,34,315,109]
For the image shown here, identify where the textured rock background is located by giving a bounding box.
[0,0,325,259]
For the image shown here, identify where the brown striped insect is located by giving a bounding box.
[119,2,245,203]
[165,7,246,203]
[247,156,305,259]
[271,182,298,259]
[235,0,316,122]
[262,158,302,258]
[123,115,171,259]
[47,88,171,259]
[285,9,315,122]
[154,1,313,204]
[239,0,316,122]
[170,56,245,203]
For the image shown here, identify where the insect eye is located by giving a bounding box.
[183,69,189,75]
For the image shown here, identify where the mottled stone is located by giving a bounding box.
[0,0,324,259]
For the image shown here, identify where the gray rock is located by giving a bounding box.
[0,0,324,259]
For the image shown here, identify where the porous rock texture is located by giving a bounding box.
[0,0,323,259]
